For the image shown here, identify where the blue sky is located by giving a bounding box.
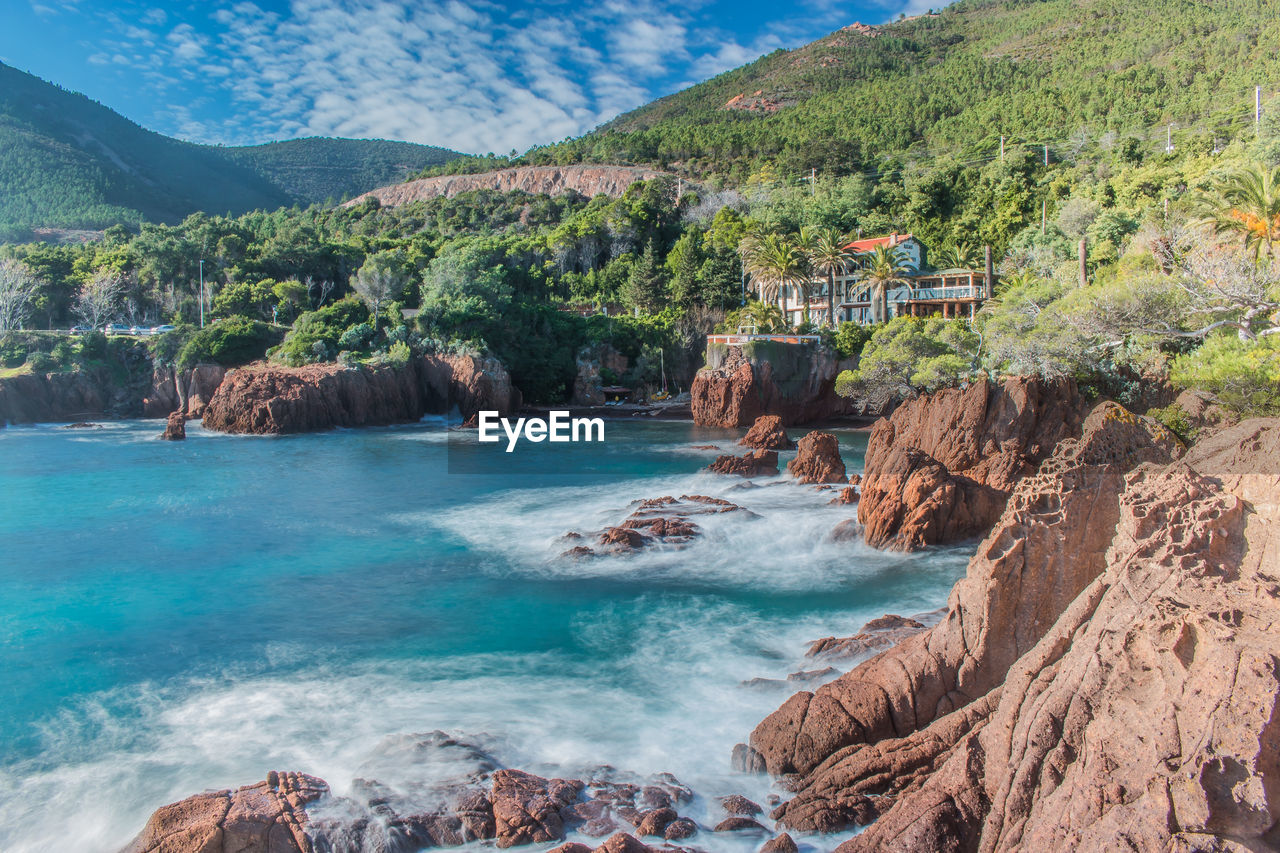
[1,0,940,154]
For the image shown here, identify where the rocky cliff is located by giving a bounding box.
[742,411,1280,852]
[0,362,227,426]
[344,166,673,209]
[691,342,854,427]
[201,355,520,435]
[857,377,1086,550]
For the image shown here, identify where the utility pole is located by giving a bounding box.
[199,259,205,328]
[810,167,817,196]
[1165,124,1174,155]
[1000,136,1005,161]
[1043,143,1048,166]
[984,245,994,299]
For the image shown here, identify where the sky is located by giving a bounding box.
[0,0,941,154]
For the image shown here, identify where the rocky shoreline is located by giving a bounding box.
[22,374,1277,852]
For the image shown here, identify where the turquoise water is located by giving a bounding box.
[0,418,971,852]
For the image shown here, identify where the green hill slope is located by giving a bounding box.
[526,0,1280,180]
[0,62,461,237]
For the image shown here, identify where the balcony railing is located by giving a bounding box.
[707,334,823,345]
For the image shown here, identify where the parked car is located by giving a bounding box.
[152,324,176,335]
[105,324,132,335]
[69,325,92,335]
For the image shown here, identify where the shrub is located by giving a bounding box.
[175,316,282,371]
[275,297,369,367]
[0,336,28,367]
[78,331,108,360]
[1146,402,1198,443]
[832,322,873,360]
[385,340,412,367]
[50,339,75,366]
[338,322,375,350]
[26,351,56,372]
[1170,333,1280,416]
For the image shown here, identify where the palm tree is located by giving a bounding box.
[1192,163,1280,261]
[937,241,980,270]
[744,232,807,326]
[858,244,910,324]
[803,226,854,328]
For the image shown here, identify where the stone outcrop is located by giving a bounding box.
[344,166,673,209]
[744,412,1280,853]
[787,432,846,484]
[708,449,779,477]
[201,355,519,435]
[562,495,754,558]
[691,343,854,427]
[123,762,709,853]
[857,377,1085,550]
[121,771,327,853]
[740,415,794,449]
[749,402,1180,780]
[160,411,186,441]
[805,615,928,663]
[0,369,111,424]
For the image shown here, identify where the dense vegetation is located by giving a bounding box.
[0,62,460,239]
[3,0,1279,416]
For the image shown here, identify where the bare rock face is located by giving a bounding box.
[839,420,1280,852]
[160,411,186,441]
[857,377,1085,550]
[184,365,228,418]
[708,449,779,477]
[201,355,519,435]
[787,432,847,484]
[0,369,109,424]
[120,771,327,853]
[740,415,794,449]
[344,166,671,209]
[750,402,1179,782]
[691,344,853,427]
[572,344,629,407]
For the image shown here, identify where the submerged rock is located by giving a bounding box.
[563,495,755,558]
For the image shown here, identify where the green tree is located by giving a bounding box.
[857,244,910,324]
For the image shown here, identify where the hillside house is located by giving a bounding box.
[778,233,992,328]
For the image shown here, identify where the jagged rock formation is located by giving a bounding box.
[121,771,327,853]
[560,495,754,558]
[740,415,794,449]
[805,615,928,663]
[0,369,110,424]
[344,166,672,209]
[744,411,1280,853]
[201,355,519,435]
[858,377,1085,550]
[145,365,229,419]
[707,448,779,477]
[691,343,854,427]
[787,432,847,484]
[160,411,185,441]
[0,361,228,426]
[122,761,710,853]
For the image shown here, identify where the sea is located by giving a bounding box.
[0,417,972,852]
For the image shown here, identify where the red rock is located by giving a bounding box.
[751,402,1181,783]
[184,364,227,418]
[760,832,799,853]
[120,771,327,853]
[490,769,583,848]
[848,473,861,485]
[708,449,779,477]
[160,410,186,441]
[664,817,698,840]
[691,344,854,427]
[827,519,860,542]
[805,615,927,662]
[550,844,593,853]
[718,795,763,816]
[571,496,752,557]
[593,832,658,853]
[634,807,678,837]
[787,432,846,484]
[202,355,519,435]
[857,377,1085,550]
[828,486,858,505]
[714,817,769,832]
[740,415,794,449]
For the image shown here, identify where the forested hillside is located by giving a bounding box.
[0,63,460,238]
[515,0,1280,181]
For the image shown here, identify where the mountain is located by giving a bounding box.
[527,0,1280,179]
[0,62,462,237]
